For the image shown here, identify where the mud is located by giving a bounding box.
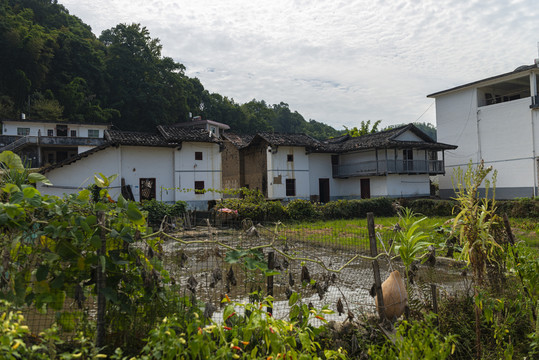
[160,226,469,323]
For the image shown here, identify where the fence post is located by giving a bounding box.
[368,212,386,321]
[96,211,106,349]
[431,284,438,325]
[267,252,275,315]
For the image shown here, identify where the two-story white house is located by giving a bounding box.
[223,125,456,201]
[0,117,109,167]
[37,126,223,210]
[428,63,539,199]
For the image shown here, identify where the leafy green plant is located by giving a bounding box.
[131,296,346,360]
[392,208,433,285]
[141,199,187,229]
[287,199,317,220]
[368,313,457,360]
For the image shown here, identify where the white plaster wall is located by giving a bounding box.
[308,153,336,197]
[395,130,424,142]
[119,146,174,202]
[340,150,377,164]
[37,147,122,198]
[267,146,310,199]
[386,175,430,197]
[78,146,95,154]
[435,88,480,193]
[174,142,222,202]
[333,178,362,198]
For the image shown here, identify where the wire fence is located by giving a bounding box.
[16,212,471,342]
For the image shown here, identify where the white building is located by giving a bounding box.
[0,118,109,167]
[38,126,222,210]
[428,64,539,199]
[224,125,456,201]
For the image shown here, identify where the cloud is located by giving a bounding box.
[61,0,539,129]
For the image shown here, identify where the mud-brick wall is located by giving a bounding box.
[221,141,241,193]
[241,142,268,196]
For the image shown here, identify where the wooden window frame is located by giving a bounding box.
[195,151,203,161]
[194,181,205,194]
[286,178,296,197]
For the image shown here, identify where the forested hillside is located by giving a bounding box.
[0,0,343,139]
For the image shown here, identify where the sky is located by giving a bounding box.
[61,0,539,131]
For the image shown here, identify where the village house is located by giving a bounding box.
[37,126,222,210]
[0,117,109,167]
[223,124,456,201]
[428,63,539,198]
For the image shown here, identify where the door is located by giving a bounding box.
[319,178,330,203]
[139,178,156,201]
[360,178,371,199]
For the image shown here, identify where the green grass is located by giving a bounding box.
[282,216,450,249]
[282,216,539,250]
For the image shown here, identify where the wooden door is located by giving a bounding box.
[360,178,371,199]
[319,178,330,203]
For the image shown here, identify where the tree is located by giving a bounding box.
[100,23,189,131]
[343,120,382,137]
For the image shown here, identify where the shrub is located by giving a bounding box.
[286,199,317,220]
[141,199,187,228]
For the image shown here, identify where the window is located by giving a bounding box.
[70,130,77,137]
[88,129,99,138]
[56,125,67,137]
[140,178,156,200]
[286,179,296,197]
[210,126,217,135]
[195,151,203,160]
[403,149,413,171]
[287,154,294,162]
[194,181,205,194]
[17,128,30,136]
[47,129,54,136]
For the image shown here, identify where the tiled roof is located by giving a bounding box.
[315,124,457,153]
[222,133,254,149]
[40,127,220,174]
[105,130,175,147]
[157,125,220,143]
[253,132,320,147]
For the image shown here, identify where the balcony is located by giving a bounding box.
[332,159,445,178]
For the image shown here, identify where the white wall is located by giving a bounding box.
[174,142,222,204]
[37,147,122,198]
[267,146,310,199]
[2,121,108,137]
[436,86,538,197]
[38,142,223,209]
[386,175,430,197]
[308,153,335,198]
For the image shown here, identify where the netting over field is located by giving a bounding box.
[18,213,471,339]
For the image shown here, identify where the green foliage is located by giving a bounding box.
[451,160,503,286]
[317,198,395,219]
[369,313,457,359]
[0,0,342,138]
[343,120,382,137]
[218,190,396,222]
[0,152,174,350]
[140,199,187,229]
[287,199,317,220]
[392,208,432,283]
[130,296,346,360]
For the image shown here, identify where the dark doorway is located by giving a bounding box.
[140,178,156,201]
[319,178,330,203]
[56,125,68,137]
[360,178,371,199]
